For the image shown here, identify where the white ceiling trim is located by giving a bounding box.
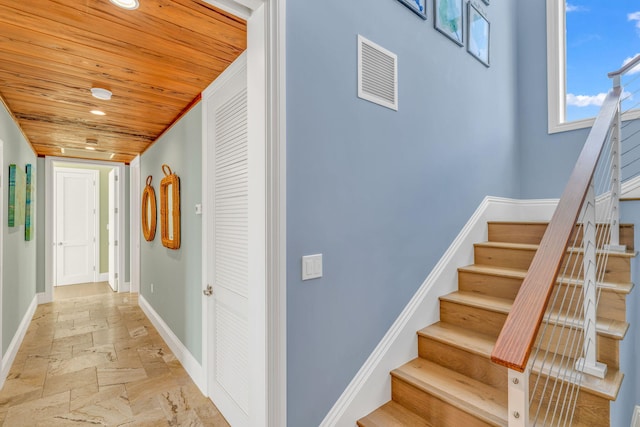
[202,0,262,20]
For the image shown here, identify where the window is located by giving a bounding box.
[547,0,640,133]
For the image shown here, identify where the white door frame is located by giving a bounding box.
[0,139,4,369]
[53,167,100,286]
[201,1,286,426]
[130,155,141,293]
[44,157,126,303]
[108,169,119,292]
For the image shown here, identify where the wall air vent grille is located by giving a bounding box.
[358,35,398,111]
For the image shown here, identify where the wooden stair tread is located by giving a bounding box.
[474,241,636,258]
[440,291,513,313]
[475,241,539,251]
[418,322,495,358]
[458,264,634,294]
[440,291,628,339]
[419,321,623,399]
[530,352,624,400]
[487,221,633,227]
[487,221,550,225]
[487,220,633,227]
[556,277,634,294]
[459,264,527,278]
[357,401,433,427]
[392,358,507,426]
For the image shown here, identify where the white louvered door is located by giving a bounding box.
[205,55,249,427]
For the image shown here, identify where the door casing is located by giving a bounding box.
[108,168,118,292]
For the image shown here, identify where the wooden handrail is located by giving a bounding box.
[491,87,622,372]
[608,54,640,78]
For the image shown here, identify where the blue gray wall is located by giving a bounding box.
[140,103,203,363]
[517,1,608,198]
[286,0,519,425]
[0,103,37,354]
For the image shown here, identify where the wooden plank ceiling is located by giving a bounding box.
[0,0,246,163]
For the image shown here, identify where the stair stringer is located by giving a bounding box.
[319,196,559,427]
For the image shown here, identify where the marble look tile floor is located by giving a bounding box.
[0,283,230,426]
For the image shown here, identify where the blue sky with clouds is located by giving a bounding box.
[566,1,640,121]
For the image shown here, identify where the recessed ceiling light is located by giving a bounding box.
[91,87,112,100]
[60,147,65,154]
[109,0,139,10]
[90,110,106,116]
[85,147,96,151]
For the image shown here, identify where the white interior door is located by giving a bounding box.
[205,55,249,427]
[108,169,118,292]
[55,168,98,286]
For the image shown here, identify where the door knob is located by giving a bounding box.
[58,242,63,246]
[203,285,213,296]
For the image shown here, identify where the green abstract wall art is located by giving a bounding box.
[8,164,26,227]
[25,164,33,240]
[435,0,463,46]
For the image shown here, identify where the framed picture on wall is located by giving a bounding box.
[25,164,33,241]
[434,0,463,46]
[8,164,26,227]
[397,0,427,20]
[467,2,490,67]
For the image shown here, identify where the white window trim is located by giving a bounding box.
[547,0,640,134]
[547,0,584,133]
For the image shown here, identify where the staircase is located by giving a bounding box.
[358,221,635,427]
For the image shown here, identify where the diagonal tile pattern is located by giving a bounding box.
[0,283,230,426]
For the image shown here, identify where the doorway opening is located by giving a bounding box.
[44,157,127,303]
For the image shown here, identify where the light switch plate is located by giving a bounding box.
[195,204,202,215]
[302,254,323,280]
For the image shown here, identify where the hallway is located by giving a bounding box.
[0,283,229,426]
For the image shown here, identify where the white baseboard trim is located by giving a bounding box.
[622,175,640,200]
[138,294,205,393]
[37,291,50,305]
[0,294,38,389]
[119,282,131,293]
[631,405,640,427]
[319,196,559,427]
[130,280,139,294]
[98,273,109,282]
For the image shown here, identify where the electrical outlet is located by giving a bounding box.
[150,283,154,293]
